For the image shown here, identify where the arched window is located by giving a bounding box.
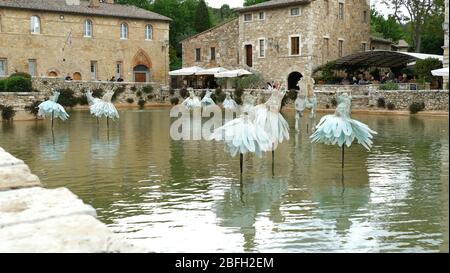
[120,23,128,39]
[84,20,93,37]
[30,16,41,34]
[145,24,153,40]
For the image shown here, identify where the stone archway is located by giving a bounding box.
[48,71,58,77]
[133,65,150,82]
[287,71,303,90]
[132,49,152,83]
[73,72,82,81]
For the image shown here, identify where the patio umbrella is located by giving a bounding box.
[195,67,229,75]
[214,69,252,78]
[432,67,449,77]
[169,66,204,76]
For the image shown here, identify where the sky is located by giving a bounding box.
[205,0,397,17]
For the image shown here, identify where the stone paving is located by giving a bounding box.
[0,147,142,253]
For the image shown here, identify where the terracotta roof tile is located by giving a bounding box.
[0,0,171,21]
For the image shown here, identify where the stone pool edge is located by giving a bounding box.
[0,146,144,253]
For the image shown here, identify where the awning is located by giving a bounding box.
[432,67,449,77]
[334,50,443,68]
[215,69,252,78]
[196,67,229,75]
[169,66,204,76]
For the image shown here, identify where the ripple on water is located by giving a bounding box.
[0,110,448,253]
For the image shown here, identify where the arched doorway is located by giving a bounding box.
[48,71,58,77]
[132,49,152,83]
[287,71,303,90]
[133,65,150,82]
[73,72,82,81]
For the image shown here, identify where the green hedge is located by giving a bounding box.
[9,72,32,79]
[379,82,399,90]
[4,76,32,92]
[0,79,6,92]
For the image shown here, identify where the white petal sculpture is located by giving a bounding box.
[37,90,70,128]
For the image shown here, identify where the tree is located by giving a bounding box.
[414,58,442,82]
[244,0,269,6]
[219,4,234,20]
[371,9,406,42]
[382,0,443,52]
[194,0,211,33]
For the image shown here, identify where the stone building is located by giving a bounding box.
[0,0,171,85]
[182,0,370,89]
[369,36,393,51]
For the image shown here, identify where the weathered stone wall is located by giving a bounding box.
[0,147,140,252]
[182,19,239,69]
[0,78,168,111]
[313,85,449,111]
[171,86,449,111]
[0,7,170,85]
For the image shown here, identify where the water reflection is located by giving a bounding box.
[215,178,289,251]
[0,110,448,253]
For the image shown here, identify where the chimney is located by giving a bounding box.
[89,0,100,8]
[65,0,80,5]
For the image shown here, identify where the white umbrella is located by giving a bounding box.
[215,69,252,78]
[196,67,229,75]
[169,66,204,76]
[432,67,449,77]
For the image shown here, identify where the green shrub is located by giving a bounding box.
[147,94,155,100]
[92,88,104,98]
[130,86,137,92]
[142,85,154,94]
[169,89,175,95]
[0,79,6,92]
[25,101,42,118]
[136,90,143,97]
[0,105,16,121]
[212,88,226,103]
[10,72,31,79]
[377,97,386,108]
[409,102,425,114]
[234,87,244,105]
[236,73,265,89]
[387,102,395,110]
[320,61,338,84]
[138,99,146,109]
[112,86,126,102]
[379,82,399,90]
[170,97,179,105]
[414,58,442,83]
[331,97,337,107]
[77,95,89,105]
[126,98,134,104]
[5,76,32,92]
[58,88,78,107]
